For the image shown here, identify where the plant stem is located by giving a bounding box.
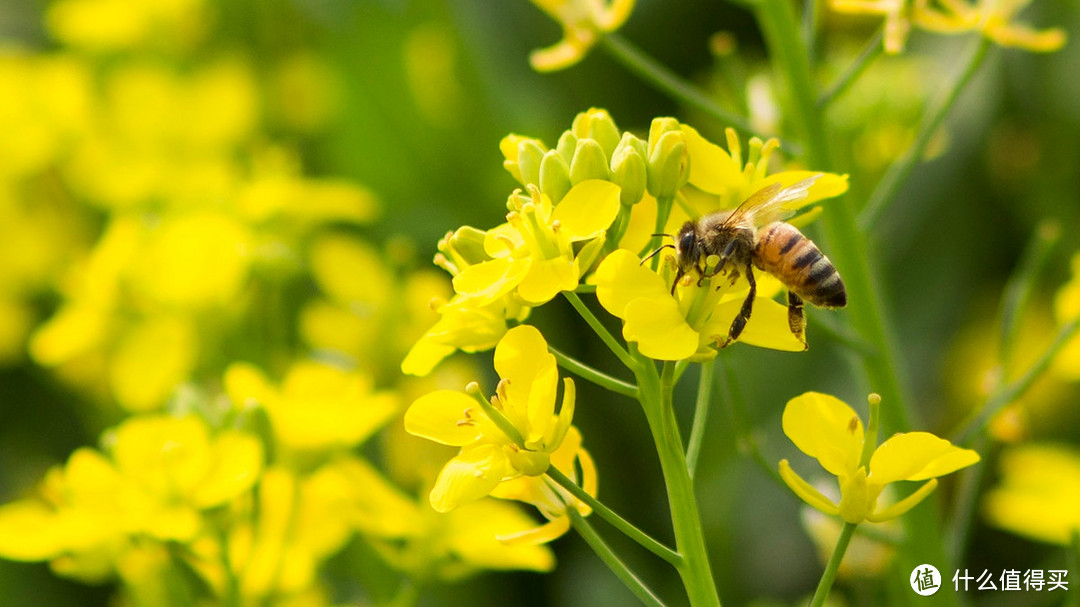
[549,345,639,398]
[953,318,1080,446]
[809,522,858,607]
[858,37,991,230]
[547,466,681,566]
[998,221,1061,369]
[686,361,714,480]
[569,509,669,607]
[817,27,884,109]
[600,34,759,138]
[564,291,636,369]
[754,0,911,433]
[635,356,722,607]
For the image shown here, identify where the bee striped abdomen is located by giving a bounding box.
[755,222,846,308]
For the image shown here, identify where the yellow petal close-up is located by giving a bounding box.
[405,390,487,447]
[782,392,864,478]
[681,124,742,195]
[701,295,807,352]
[516,257,577,304]
[593,248,669,318]
[429,444,516,513]
[869,431,979,484]
[549,179,621,240]
[451,257,531,305]
[622,295,699,360]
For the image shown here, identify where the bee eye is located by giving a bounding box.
[679,232,696,256]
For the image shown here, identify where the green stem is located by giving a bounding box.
[649,195,676,271]
[717,353,784,487]
[809,522,858,607]
[945,434,991,569]
[858,37,991,230]
[569,509,668,607]
[635,357,722,607]
[1067,530,1080,607]
[998,221,1061,370]
[549,345,639,399]
[953,318,1080,446]
[600,34,759,138]
[547,466,681,566]
[817,27,884,109]
[563,291,636,369]
[686,362,714,480]
[755,0,911,433]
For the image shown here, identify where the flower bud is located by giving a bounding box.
[569,138,611,185]
[571,108,621,160]
[438,225,489,268]
[555,130,577,164]
[501,135,546,187]
[647,130,689,198]
[610,135,647,206]
[539,150,571,204]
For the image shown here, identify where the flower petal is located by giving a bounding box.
[516,257,577,304]
[429,445,515,512]
[869,432,979,484]
[623,295,699,360]
[497,515,571,546]
[681,124,741,195]
[452,258,531,306]
[593,249,669,318]
[405,390,486,446]
[550,179,621,241]
[702,295,806,352]
[782,392,864,477]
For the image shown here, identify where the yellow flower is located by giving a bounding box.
[404,325,577,512]
[491,426,597,545]
[594,248,806,359]
[0,414,262,579]
[915,0,1066,52]
[829,0,915,53]
[527,0,636,72]
[402,227,533,376]
[224,360,398,454]
[830,0,1067,54]
[452,181,620,306]
[982,443,1080,545]
[46,0,207,52]
[779,392,979,524]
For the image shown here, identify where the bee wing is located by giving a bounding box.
[723,174,822,228]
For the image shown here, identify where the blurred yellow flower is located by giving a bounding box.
[405,325,578,512]
[830,0,1066,54]
[46,0,207,52]
[527,0,636,72]
[915,0,1066,52]
[224,360,398,454]
[779,392,979,524]
[0,414,262,580]
[1053,252,1080,380]
[982,443,1080,545]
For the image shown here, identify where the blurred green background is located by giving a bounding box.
[1,0,1079,605]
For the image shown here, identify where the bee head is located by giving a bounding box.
[674,222,699,270]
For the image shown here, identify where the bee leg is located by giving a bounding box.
[788,291,808,350]
[721,262,756,348]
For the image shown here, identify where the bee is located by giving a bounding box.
[669,174,846,349]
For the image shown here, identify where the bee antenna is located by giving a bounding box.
[640,243,675,266]
[652,233,674,239]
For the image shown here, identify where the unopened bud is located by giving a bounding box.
[539,150,571,204]
[570,138,611,185]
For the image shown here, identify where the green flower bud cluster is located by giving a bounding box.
[502,108,690,209]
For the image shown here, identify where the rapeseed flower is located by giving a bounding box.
[779,392,979,524]
[0,414,262,580]
[526,0,635,72]
[982,443,1080,545]
[404,325,580,512]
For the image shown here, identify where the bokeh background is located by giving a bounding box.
[1,0,1079,605]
